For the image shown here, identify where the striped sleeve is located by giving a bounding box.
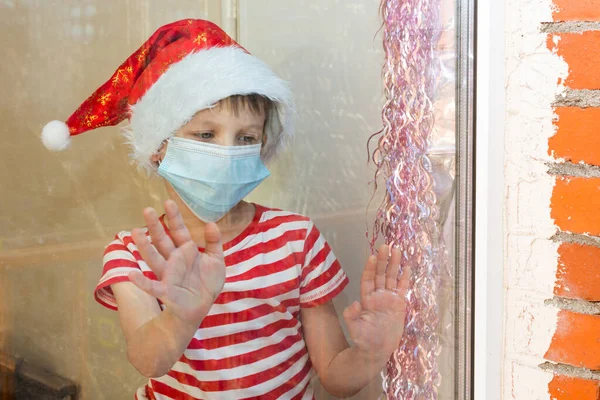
[299,222,349,307]
[94,230,157,310]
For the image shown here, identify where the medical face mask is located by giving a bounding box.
[157,137,270,223]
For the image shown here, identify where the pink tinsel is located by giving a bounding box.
[369,0,444,398]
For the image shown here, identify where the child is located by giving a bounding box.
[41,20,410,400]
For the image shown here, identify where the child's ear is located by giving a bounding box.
[150,149,163,163]
[261,133,268,148]
[151,141,168,164]
[150,154,162,169]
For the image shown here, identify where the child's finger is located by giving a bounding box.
[144,207,176,259]
[396,266,412,296]
[360,255,377,299]
[342,300,362,322]
[164,200,194,247]
[132,227,167,279]
[374,244,389,291]
[128,270,167,299]
[203,223,223,258]
[385,247,402,291]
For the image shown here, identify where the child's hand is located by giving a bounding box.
[128,200,226,326]
[342,245,411,364]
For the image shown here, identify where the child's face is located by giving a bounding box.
[152,103,267,163]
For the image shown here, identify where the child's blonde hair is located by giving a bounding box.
[216,94,274,136]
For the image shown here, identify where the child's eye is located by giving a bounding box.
[194,132,213,140]
[239,135,257,143]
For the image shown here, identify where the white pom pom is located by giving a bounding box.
[41,120,71,151]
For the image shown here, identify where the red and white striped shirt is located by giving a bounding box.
[94,204,349,400]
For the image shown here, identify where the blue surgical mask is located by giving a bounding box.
[157,137,270,223]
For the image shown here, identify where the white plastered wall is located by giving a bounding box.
[499,0,569,397]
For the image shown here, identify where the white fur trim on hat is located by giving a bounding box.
[41,120,71,151]
[126,46,295,174]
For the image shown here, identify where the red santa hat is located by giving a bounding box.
[41,19,294,173]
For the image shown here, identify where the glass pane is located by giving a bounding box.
[240,1,461,399]
[1,0,473,399]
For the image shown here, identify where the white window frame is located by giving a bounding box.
[474,0,505,398]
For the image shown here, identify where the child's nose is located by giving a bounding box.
[215,134,237,147]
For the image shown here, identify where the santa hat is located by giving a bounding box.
[41,19,294,173]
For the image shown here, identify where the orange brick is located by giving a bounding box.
[545,310,600,369]
[555,243,600,301]
[547,32,600,89]
[549,107,600,166]
[548,374,600,400]
[553,0,600,21]
[551,177,600,236]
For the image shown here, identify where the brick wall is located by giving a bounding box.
[541,1,600,398]
[503,0,600,397]
[503,0,567,395]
